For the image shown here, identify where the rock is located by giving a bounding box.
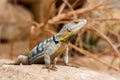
[0,0,33,41]
[0,65,117,80]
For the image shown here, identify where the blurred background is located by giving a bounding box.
[0,0,120,72]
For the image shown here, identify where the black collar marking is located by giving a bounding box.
[53,36,59,44]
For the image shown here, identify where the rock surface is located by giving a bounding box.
[0,64,118,80]
[0,0,32,40]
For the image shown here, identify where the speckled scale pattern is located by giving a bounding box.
[28,36,53,63]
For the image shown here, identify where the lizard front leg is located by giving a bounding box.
[63,45,69,65]
[43,53,58,71]
[44,52,51,69]
[63,46,79,68]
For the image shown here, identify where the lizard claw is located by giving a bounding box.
[51,65,57,70]
[42,64,57,71]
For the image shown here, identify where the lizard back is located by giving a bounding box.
[28,36,53,64]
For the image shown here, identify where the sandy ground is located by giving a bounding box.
[0,59,119,80]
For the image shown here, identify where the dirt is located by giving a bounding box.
[0,59,119,80]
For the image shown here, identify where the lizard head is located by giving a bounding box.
[54,19,87,43]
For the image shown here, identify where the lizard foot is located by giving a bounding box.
[51,65,57,71]
[42,65,57,72]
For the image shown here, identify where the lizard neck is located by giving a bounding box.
[53,36,59,44]
[53,34,68,44]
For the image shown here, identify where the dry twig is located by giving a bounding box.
[43,0,56,28]
[87,18,120,21]
[87,27,120,69]
[69,43,120,71]
[87,27,120,57]
[58,3,66,15]
[62,0,77,18]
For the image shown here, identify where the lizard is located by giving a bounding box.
[5,19,87,70]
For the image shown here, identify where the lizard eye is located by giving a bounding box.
[74,21,78,24]
[67,28,71,32]
[73,20,79,24]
